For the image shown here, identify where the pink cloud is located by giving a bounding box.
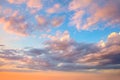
[36,15,47,26]
[7,0,43,13]
[51,17,65,27]
[7,0,25,4]
[0,11,29,36]
[46,4,61,14]
[69,0,92,11]
[70,10,85,30]
[69,0,120,30]
[26,0,42,9]
[35,15,65,31]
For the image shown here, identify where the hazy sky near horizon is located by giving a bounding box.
[0,70,120,80]
[0,0,120,80]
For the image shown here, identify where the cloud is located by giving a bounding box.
[26,0,42,9]
[7,0,42,13]
[0,11,30,36]
[0,9,65,36]
[0,45,5,47]
[0,47,52,71]
[41,32,120,70]
[46,4,61,14]
[51,16,65,27]
[69,0,92,11]
[78,32,120,66]
[35,15,65,30]
[7,0,25,4]
[69,0,120,30]
[0,48,24,61]
[70,10,85,30]
[0,32,120,71]
[36,15,48,28]
[44,31,72,52]
[41,31,99,70]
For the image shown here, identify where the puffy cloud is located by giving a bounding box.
[51,17,65,27]
[44,31,72,52]
[107,32,120,46]
[35,15,65,30]
[69,0,120,30]
[46,4,61,14]
[0,32,120,71]
[26,0,42,9]
[36,15,48,27]
[7,0,25,4]
[78,32,120,66]
[0,9,65,36]
[7,0,42,13]
[0,11,30,36]
[43,31,99,64]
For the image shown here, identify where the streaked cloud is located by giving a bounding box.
[69,0,92,11]
[69,0,120,30]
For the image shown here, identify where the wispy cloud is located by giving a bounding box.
[69,0,120,30]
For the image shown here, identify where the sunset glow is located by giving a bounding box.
[0,0,120,80]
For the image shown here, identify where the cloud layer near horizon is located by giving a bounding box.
[0,32,120,71]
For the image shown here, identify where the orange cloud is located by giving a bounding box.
[26,0,42,9]
[7,0,25,4]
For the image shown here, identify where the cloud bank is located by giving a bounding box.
[0,32,120,71]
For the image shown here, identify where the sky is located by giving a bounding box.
[0,0,120,80]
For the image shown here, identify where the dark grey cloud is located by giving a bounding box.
[0,49,24,60]
[78,32,120,66]
[0,45,5,46]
